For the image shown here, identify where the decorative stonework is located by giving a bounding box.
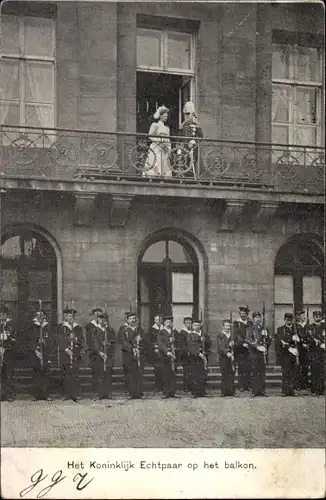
[219,200,247,231]
[253,201,280,231]
[73,193,97,226]
[110,195,134,227]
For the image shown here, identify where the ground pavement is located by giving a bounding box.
[1,390,325,448]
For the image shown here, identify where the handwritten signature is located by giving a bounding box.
[19,469,94,498]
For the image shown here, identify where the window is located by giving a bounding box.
[0,15,55,130]
[274,235,324,330]
[137,28,193,73]
[272,44,322,146]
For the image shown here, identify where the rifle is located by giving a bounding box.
[229,311,235,372]
[200,309,208,371]
[38,299,44,369]
[292,305,300,366]
[262,301,267,365]
[103,303,108,373]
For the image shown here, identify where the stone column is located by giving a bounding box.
[117,3,137,134]
[255,3,273,182]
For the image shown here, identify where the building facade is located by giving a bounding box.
[0,1,324,366]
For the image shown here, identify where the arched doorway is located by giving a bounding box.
[274,233,324,329]
[138,233,201,332]
[0,225,60,361]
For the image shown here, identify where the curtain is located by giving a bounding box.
[25,62,54,129]
[0,60,20,124]
[272,86,289,122]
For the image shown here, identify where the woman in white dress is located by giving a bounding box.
[143,106,172,177]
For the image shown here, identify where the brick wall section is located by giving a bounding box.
[2,194,323,364]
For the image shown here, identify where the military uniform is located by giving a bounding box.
[175,327,191,391]
[58,313,84,401]
[157,322,178,398]
[86,317,116,399]
[308,315,325,395]
[117,318,130,391]
[30,315,52,400]
[187,324,208,397]
[233,315,252,391]
[295,315,310,391]
[148,323,164,392]
[0,310,16,401]
[217,328,235,396]
[177,101,204,177]
[118,317,146,399]
[275,315,297,396]
[246,314,271,396]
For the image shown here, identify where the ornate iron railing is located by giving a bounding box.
[0,125,324,193]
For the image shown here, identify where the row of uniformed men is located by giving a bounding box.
[1,305,325,401]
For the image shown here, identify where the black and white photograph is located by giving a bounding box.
[0,0,325,497]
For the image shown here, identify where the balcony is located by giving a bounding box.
[0,125,324,196]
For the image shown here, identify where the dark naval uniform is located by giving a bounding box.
[187,331,208,397]
[175,328,191,391]
[58,321,84,400]
[217,330,235,396]
[157,327,177,397]
[246,323,271,396]
[30,318,52,400]
[0,318,16,401]
[118,321,130,391]
[233,318,252,391]
[275,323,298,396]
[148,324,164,392]
[295,321,310,390]
[308,321,325,395]
[118,324,146,398]
[86,319,116,399]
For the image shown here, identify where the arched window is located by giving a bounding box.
[138,237,199,331]
[1,229,57,341]
[274,234,324,329]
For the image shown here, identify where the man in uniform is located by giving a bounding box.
[147,314,164,392]
[177,101,204,177]
[30,308,52,401]
[217,319,236,397]
[175,316,192,392]
[187,318,209,398]
[308,310,325,396]
[86,310,116,400]
[246,311,271,397]
[58,307,84,401]
[233,306,252,392]
[0,306,16,401]
[118,312,132,392]
[295,310,310,391]
[118,312,146,399]
[275,313,298,397]
[157,316,178,398]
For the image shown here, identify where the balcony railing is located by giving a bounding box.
[0,125,324,193]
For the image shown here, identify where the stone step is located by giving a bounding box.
[12,365,284,395]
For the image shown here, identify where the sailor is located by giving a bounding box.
[246,311,271,397]
[30,309,52,401]
[308,310,325,396]
[86,309,116,400]
[175,316,192,392]
[217,319,236,397]
[295,310,310,391]
[118,312,146,399]
[57,308,84,402]
[157,316,178,398]
[148,314,164,392]
[233,306,252,392]
[275,313,298,397]
[0,306,16,402]
[117,312,132,392]
[187,318,208,398]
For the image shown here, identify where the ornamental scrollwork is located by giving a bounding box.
[275,149,299,180]
[9,135,38,165]
[49,140,78,166]
[203,147,230,176]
